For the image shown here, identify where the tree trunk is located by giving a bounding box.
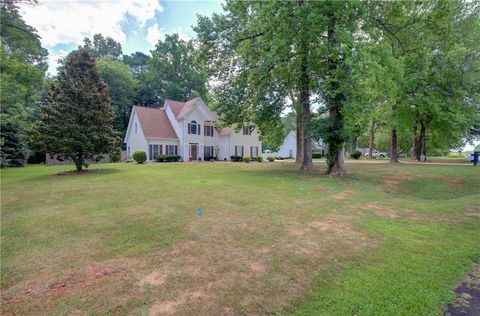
[390,128,399,163]
[325,14,347,176]
[74,150,83,171]
[295,105,304,165]
[297,0,313,171]
[368,120,377,160]
[410,123,418,160]
[419,122,426,161]
[351,136,358,154]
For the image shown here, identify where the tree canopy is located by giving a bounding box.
[36,50,119,171]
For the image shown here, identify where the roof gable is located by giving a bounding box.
[164,97,216,121]
[133,106,178,139]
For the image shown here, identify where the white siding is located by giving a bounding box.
[278,131,296,158]
[229,127,262,159]
[180,106,216,161]
[217,135,230,160]
[125,111,148,157]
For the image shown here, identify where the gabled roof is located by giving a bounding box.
[165,97,217,120]
[165,97,202,119]
[133,106,178,139]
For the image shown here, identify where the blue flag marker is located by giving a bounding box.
[197,208,203,217]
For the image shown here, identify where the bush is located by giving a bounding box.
[350,150,362,160]
[155,154,181,162]
[204,156,217,161]
[243,156,250,163]
[312,152,323,159]
[256,156,263,162]
[132,151,147,164]
[230,155,242,162]
[110,150,121,163]
[267,156,275,162]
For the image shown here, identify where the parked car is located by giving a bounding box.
[365,150,388,158]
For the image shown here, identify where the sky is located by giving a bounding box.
[19,0,224,75]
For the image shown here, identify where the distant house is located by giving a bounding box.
[277,130,325,159]
[124,97,262,162]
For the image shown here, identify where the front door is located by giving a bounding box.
[191,144,198,160]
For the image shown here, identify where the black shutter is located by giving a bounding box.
[159,145,163,155]
[198,124,201,135]
[188,123,191,134]
[174,145,178,155]
[149,145,152,160]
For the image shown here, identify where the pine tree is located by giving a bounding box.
[36,49,119,171]
[0,123,27,167]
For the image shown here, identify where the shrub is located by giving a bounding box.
[132,151,147,164]
[243,156,250,163]
[256,156,263,162]
[204,156,216,161]
[155,154,181,162]
[267,156,275,162]
[230,155,242,162]
[110,150,121,163]
[312,152,323,159]
[350,150,362,160]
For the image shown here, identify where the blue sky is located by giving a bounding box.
[20,0,224,74]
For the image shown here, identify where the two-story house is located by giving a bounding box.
[124,97,262,162]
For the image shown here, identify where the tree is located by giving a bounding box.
[137,34,208,107]
[195,1,319,170]
[36,49,119,171]
[81,34,122,59]
[368,1,480,162]
[0,1,47,166]
[0,123,27,167]
[97,58,137,138]
[122,52,150,76]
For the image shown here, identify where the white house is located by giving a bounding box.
[124,97,262,162]
[277,130,325,159]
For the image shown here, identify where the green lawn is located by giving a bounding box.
[1,162,479,315]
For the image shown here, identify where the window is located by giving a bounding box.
[235,145,244,157]
[250,146,258,158]
[135,123,137,134]
[242,126,252,135]
[204,125,214,137]
[149,144,162,160]
[204,146,214,158]
[165,145,177,155]
[188,120,201,135]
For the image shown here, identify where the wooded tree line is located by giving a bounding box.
[1,0,479,175]
[195,0,480,175]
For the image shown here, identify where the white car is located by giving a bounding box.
[365,150,388,158]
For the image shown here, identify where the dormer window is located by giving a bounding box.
[242,126,252,135]
[188,120,200,135]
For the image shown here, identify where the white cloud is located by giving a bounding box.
[20,0,163,47]
[171,27,191,41]
[47,49,68,75]
[146,23,165,46]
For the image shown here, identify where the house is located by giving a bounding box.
[277,130,325,159]
[124,97,262,162]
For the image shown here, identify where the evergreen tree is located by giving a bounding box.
[0,123,27,167]
[36,49,119,171]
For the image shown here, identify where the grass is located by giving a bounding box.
[1,162,479,315]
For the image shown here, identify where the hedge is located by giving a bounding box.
[155,154,181,162]
[132,151,147,163]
